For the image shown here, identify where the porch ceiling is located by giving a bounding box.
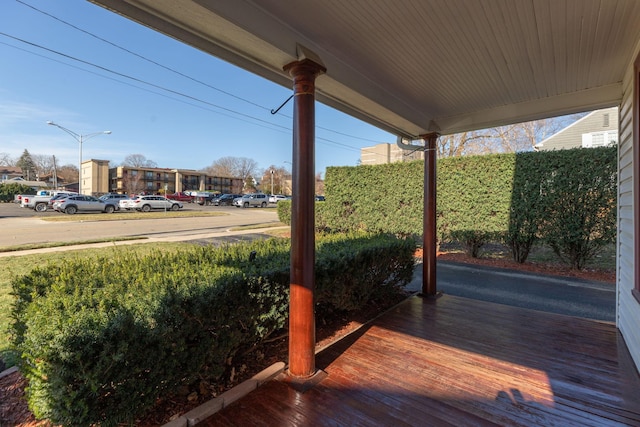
[89,0,640,138]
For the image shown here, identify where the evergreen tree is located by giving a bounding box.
[16,149,36,180]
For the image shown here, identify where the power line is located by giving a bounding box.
[15,0,390,148]
[1,32,394,161]
[14,0,270,114]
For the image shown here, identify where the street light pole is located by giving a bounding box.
[47,121,111,194]
[270,169,274,195]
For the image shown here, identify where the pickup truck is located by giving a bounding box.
[21,190,77,212]
[191,192,221,206]
[165,192,194,203]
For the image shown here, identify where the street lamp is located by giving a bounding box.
[270,169,275,195]
[47,121,111,194]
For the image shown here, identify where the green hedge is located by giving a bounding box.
[535,148,617,268]
[0,182,36,202]
[11,233,415,426]
[279,147,617,266]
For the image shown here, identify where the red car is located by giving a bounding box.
[164,192,194,203]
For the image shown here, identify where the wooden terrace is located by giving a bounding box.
[202,295,640,426]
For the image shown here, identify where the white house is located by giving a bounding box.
[535,107,619,151]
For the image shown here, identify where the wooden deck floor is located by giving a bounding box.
[201,295,640,426]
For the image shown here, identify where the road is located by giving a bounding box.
[0,203,280,247]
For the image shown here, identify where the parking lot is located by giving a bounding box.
[0,201,281,247]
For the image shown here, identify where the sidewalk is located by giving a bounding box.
[0,226,289,258]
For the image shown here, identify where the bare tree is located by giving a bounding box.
[0,153,15,166]
[236,157,260,185]
[56,164,79,184]
[437,131,493,157]
[123,170,145,195]
[204,157,235,177]
[31,154,55,180]
[122,154,157,168]
[260,165,290,195]
[437,113,589,157]
[204,157,260,183]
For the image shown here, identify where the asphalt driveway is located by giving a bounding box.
[408,261,615,322]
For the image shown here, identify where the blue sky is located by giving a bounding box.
[0,0,396,176]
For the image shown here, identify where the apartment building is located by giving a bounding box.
[83,160,243,195]
[360,142,423,166]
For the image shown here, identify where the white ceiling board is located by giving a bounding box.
[90,0,640,137]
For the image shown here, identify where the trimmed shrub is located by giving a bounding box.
[506,151,547,263]
[537,147,617,269]
[437,153,515,254]
[0,183,35,202]
[277,199,292,225]
[11,233,414,426]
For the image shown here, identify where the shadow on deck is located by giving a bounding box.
[201,294,640,426]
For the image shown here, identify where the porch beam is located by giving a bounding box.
[283,58,326,378]
[421,132,439,296]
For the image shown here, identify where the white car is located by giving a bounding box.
[268,194,288,204]
[127,195,183,212]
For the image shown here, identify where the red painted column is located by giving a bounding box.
[284,59,326,378]
[422,133,439,296]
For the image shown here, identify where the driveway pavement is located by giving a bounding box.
[407,261,616,322]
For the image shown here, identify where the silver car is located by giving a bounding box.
[99,193,129,210]
[128,195,183,212]
[233,193,269,208]
[53,195,118,214]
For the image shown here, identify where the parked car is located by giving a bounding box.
[53,195,118,214]
[269,194,288,204]
[99,193,129,210]
[213,193,243,206]
[119,198,134,210]
[315,195,325,201]
[165,192,194,203]
[193,192,221,206]
[47,192,78,210]
[128,195,183,212]
[22,190,77,212]
[233,193,269,208]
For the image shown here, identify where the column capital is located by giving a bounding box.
[283,58,326,79]
[419,132,440,140]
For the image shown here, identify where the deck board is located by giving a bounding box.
[200,295,640,426]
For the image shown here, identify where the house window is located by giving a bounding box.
[592,133,605,147]
[603,113,610,127]
[582,131,618,148]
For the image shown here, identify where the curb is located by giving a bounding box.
[0,366,18,380]
[162,361,286,427]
